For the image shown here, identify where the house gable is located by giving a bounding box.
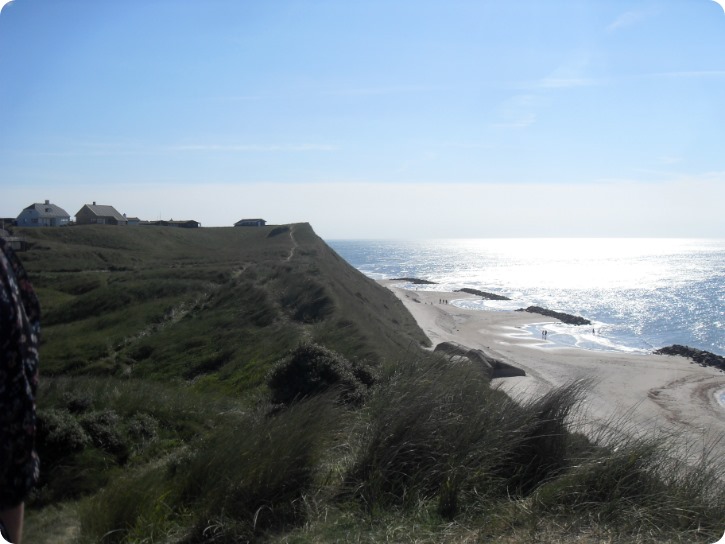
[16,200,70,227]
[75,203,128,225]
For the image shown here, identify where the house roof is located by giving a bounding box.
[234,218,266,225]
[22,202,70,218]
[80,204,126,221]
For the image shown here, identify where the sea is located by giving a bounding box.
[328,238,725,356]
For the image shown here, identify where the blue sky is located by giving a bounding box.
[1,0,724,238]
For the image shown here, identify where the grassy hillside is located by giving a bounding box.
[11,225,724,543]
[19,223,428,387]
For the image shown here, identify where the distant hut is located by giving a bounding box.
[75,202,128,225]
[234,218,266,227]
[0,229,28,251]
[139,219,200,228]
[16,200,70,227]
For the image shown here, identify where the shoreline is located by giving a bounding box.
[381,279,725,458]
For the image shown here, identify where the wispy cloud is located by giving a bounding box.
[521,53,600,90]
[169,144,339,152]
[658,155,683,165]
[491,113,537,129]
[643,70,725,78]
[535,76,599,89]
[324,85,444,97]
[211,95,262,102]
[607,10,648,32]
[4,141,339,157]
[491,94,538,129]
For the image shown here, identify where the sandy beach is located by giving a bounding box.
[381,280,725,460]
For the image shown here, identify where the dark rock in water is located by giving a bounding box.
[455,288,511,301]
[654,345,725,371]
[515,306,591,326]
[434,341,526,379]
[391,277,438,285]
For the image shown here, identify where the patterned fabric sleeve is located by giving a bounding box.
[0,238,40,509]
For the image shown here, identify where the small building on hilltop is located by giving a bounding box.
[75,202,128,226]
[0,229,28,251]
[16,200,70,227]
[234,218,266,227]
[140,219,200,228]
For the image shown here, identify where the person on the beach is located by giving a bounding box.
[0,239,41,544]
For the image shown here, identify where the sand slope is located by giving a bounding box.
[382,280,725,459]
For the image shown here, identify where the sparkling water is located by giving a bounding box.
[327,238,725,357]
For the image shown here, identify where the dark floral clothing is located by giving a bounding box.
[0,238,40,509]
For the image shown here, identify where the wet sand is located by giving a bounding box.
[382,280,725,459]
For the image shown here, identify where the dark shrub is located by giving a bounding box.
[36,408,90,467]
[267,342,377,406]
[80,410,129,462]
[63,391,93,414]
[127,412,159,444]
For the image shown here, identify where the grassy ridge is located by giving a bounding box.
[14,225,724,543]
[19,223,428,384]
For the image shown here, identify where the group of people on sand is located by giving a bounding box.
[439,299,449,304]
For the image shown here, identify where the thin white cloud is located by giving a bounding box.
[168,144,339,152]
[490,113,537,129]
[644,70,725,78]
[491,94,538,129]
[519,54,600,90]
[324,85,444,96]
[658,155,683,165]
[535,77,598,89]
[607,10,648,32]
[211,95,262,102]
[4,141,340,157]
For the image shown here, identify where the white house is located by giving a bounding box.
[16,200,71,227]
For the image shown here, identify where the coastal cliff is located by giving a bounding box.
[18,223,429,380]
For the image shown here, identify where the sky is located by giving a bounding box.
[1,0,724,239]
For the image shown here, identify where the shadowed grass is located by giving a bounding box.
[78,395,345,543]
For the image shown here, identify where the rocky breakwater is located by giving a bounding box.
[654,345,725,372]
[455,288,511,301]
[434,341,526,379]
[392,277,438,285]
[516,306,591,326]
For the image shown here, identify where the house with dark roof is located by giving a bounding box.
[16,200,70,227]
[234,218,266,227]
[75,202,128,226]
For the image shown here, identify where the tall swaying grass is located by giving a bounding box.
[69,356,725,543]
[346,356,590,519]
[79,395,345,543]
[533,420,725,539]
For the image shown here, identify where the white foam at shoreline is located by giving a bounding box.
[716,390,725,412]
[450,297,652,354]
